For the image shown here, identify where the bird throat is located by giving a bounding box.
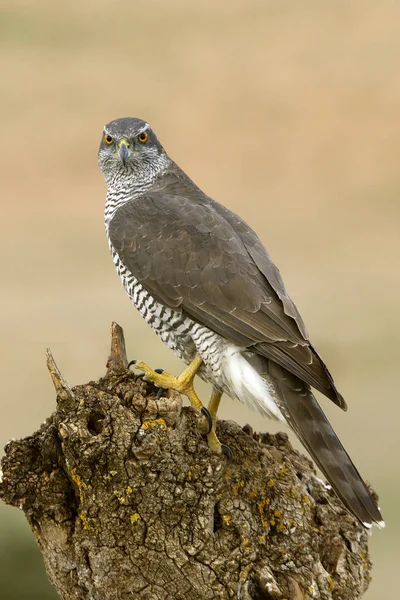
[104,155,171,227]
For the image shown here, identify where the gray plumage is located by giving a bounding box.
[98,116,383,527]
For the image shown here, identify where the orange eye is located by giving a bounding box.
[104,134,113,145]
[138,131,149,144]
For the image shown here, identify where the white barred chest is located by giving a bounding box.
[109,243,230,390]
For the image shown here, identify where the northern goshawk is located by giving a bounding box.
[98,116,383,528]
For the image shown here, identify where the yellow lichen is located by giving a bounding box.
[327,576,334,590]
[233,480,245,496]
[267,479,275,487]
[130,513,141,524]
[187,463,201,481]
[223,515,231,525]
[258,498,270,527]
[79,511,92,531]
[280,465,289,475]
[126,485,133,494]
[303,495,311,505]
[274,509,281,518]
[70,468,87,490]
[239,564,253,583]
[140,418,166,431]
[70,468,87,504]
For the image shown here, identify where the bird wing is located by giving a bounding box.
[108,192,345,409]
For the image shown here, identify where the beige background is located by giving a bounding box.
[1,1,399,598]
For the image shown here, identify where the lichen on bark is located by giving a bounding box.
[0,323,374,599]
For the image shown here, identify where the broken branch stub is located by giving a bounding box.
[46,348,74,404]
[0,324,373,600]
[106,321,129,374]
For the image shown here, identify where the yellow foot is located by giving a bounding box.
[131,360,229,456]
[133,357,203,411]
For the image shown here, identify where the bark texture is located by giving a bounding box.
[0,323,374,600]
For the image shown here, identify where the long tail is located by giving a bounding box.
[268,361,384,528]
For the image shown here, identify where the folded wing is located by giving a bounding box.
[109,191,345,409]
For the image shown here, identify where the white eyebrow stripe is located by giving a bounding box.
[137,123,151,135]
[103,123,151,138]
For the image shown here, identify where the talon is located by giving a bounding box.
[128,359,137,369]
[156,387,164,400]
[201,407,213,434]
[154,368,164,374]
[134,372,145,380]
[221,444,233,460]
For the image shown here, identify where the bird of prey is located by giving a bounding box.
[98,116,384,528]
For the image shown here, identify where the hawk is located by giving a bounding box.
[98,117,383,528]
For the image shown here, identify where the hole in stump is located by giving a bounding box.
[213,504,223,533]
[87,410,105,435]
[343,535,352,552]
[248,579,276,600]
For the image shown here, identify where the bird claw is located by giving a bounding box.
[128,359,145,379]
[129,362,166,392]
[221,444,233,460]
[200,406,213,434]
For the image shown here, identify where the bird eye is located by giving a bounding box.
[104,134,113,145]
[137,131,149,144]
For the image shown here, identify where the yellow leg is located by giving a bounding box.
[208,387,222,422]
[199,387,223,453]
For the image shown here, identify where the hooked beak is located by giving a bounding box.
[117,139,132,166]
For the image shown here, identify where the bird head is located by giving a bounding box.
[98,117,169,187]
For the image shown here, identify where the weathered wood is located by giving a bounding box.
[0,324,373,599]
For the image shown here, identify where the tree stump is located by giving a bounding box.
[0,323,374,599]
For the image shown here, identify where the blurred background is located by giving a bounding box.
[1,1,399,598]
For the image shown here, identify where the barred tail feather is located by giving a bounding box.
[268,362,384,528]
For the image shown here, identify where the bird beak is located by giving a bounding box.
[117,139,132,166]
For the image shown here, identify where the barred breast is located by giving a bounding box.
[110,244,225,380]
